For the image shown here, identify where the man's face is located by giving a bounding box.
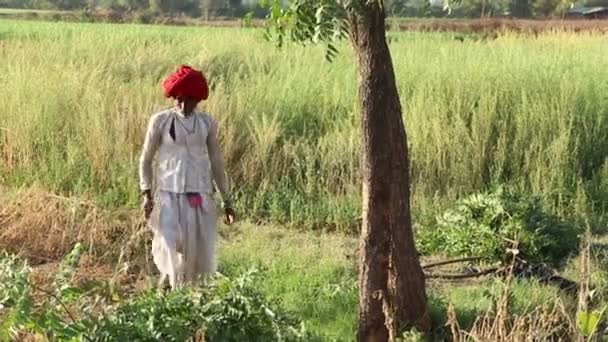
[176,96,198,115]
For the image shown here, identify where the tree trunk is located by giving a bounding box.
[349,4,430,341]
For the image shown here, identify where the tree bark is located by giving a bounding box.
[349,4,430,341]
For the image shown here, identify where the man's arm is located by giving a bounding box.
[139,114,162,200]
[206,115,232,209]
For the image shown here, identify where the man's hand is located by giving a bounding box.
[143,197,154,220]
[224,207,236,225]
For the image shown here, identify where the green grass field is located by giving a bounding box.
[0,19,607,340]
[1,19,606,231]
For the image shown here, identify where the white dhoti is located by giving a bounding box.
[149,191,217,288]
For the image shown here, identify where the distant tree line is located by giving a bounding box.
[1,0,606,18]
[387,0,607,18]
[1,0,266,18]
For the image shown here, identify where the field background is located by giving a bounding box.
[1,20,607,230]
[0,18,607,340]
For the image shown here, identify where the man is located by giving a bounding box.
[139,65,236,289]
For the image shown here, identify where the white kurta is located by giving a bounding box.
[139,109,230,288]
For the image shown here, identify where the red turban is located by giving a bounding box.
[162,65,209,102]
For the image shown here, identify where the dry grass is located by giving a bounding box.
[445,233,607,341]
[446,257,579,341]
[0,187,160,298]
[447,298,577,341]
[0,186,145,265]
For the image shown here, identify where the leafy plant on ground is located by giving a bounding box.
[0,253,35,341]
[200,269,310,341]
[84,288,203,341]
[54,243,85,302]
[0,245,90,341]
[87,269,310,341]
[0,250,310,341]
[417,188,581,265]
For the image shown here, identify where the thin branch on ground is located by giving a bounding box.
[425,267,500,279]
[31,284,96,341]
[422,256,484,269]
[30,284,78,324]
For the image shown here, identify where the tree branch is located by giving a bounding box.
[31,285,94,342]
[31,284,78,324]
[425,268,499,280]
[422,256,484,269]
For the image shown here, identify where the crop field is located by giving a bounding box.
[0,19,607,340]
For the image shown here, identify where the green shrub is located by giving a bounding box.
[417,188,581,265]
[0,254,35,341]
[199,269,310,341]
[85,289,203,341]
[87,269,309,341]
[0,246,91,341]
[0,249,309,341]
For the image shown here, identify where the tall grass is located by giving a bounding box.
[0,20,606,231]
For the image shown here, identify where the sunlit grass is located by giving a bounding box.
[0,20,606,233]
